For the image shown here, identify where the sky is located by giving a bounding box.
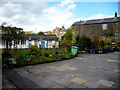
[0,0,119,33]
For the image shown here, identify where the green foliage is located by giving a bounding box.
[44,51,49,57]
[62,52,72,59]
[38,31,44,35]
[29,45,41,55]
[2,25,25,49]
[76,36,92,49]
[2,47,74,68]
[62,29,76,47]
[25,31,35,34]
[72,29,76,44]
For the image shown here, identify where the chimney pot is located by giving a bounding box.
[115,12,117,17]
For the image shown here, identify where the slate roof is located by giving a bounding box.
[25,34,58,41]
[72,17,120,26]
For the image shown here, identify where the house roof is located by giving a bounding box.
[1,34,58,41]
[72,17,120,26]
[25,34,58,41]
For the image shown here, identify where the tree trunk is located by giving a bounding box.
[6,41,8,49]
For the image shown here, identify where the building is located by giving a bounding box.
[44,31,53,35]
[0,34,59,49]
[72,13,120,41]
[53,26,67,41]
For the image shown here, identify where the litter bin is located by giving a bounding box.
[71,46,78,56]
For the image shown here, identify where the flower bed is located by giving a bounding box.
[2,46,73,68]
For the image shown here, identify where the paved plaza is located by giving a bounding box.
[3,52,119,88]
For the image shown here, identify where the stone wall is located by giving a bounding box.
[72,22,120,41]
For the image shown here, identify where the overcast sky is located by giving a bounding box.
[0,0,119,33]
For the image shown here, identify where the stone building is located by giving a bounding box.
[72,14,120,41]
[53,26,67,41]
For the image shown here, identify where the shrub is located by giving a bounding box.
[29,45,41,55]
[44,51,49,57]
[62,53,72,59]
[46,57,56,62]
[76,36,92,50]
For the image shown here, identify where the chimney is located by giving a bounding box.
[115,12,117,17]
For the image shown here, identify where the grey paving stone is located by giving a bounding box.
[36,79,58,88]
[66,83,87,88]
[82,80,100,88]
[28,76,46,83]
[45,75,62,81]
[97,79,114,87]
[2,74,16,88]
[3,52,119,88]
[37,71,53,77]
[99,85,110,88]
[3,69,39,88]
[54,78,72,86]
[13,68,29,75]
[48,83,66,88]
[74,69,87,74]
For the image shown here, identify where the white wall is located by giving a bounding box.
[0,40,59,49]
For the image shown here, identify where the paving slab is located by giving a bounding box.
[69,77,87,85]
[97,79,114,87]
[54,78,72,86]
[3,69,39,88]
[48,83,66,88]
[82,80,100,88]
[36,79,58,88]
[3,52,118,88]
[45,75,62,81]
[2,74,16,88]
[66,83,87,88]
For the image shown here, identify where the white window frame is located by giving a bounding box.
[103,24,107,30]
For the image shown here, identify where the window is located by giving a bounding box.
[115,32,119,38]
[0,41,2,44]
[34,40,38,45]
[103,24,107,30]
[21,40,26,44]
[2,41,5,45]
[15,40,19,44]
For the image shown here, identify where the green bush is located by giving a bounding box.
[44,51,49,57]
[62,53,72,59]
[76,36,92,50]
[29,45,41,55]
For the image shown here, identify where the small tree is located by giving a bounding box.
[61,29,76,51]
[90,32,102,49]
[38,31,44,35]
[1,23,25,49]
[76,35,92,50]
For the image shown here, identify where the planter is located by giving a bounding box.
[118,49,120,52]
[90,49,93,54]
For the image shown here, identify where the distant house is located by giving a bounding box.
[44,31,53,35]
[0,34,59,49]
[72,13,120,41]
[53,26,67,41]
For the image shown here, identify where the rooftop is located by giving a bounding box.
[72,17,120,26]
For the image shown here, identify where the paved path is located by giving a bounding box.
[3,52,119,88]
[2,74,17,89]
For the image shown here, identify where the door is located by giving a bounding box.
[41,41,45,48]
[29,41,32,47]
